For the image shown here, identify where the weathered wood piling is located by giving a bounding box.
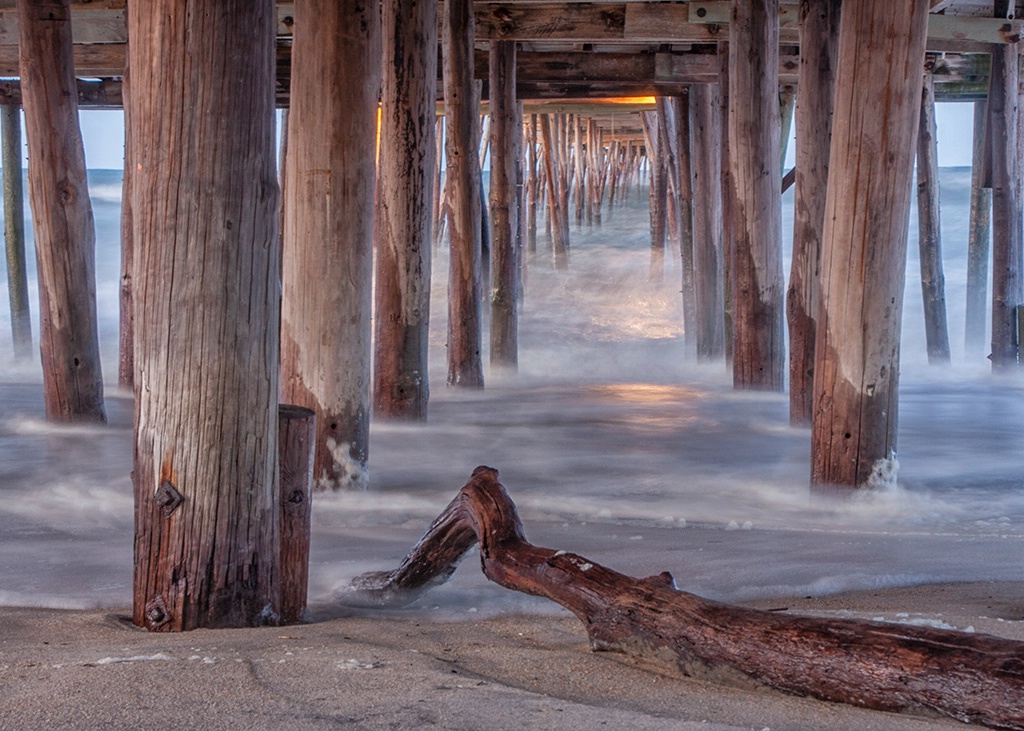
[1,103,30,361]
[443,0,485,387]
[281,0,380,489]
[129,0,281,630]
[811,0,930,492]
[373,0,438,419]
[18,0,104,421]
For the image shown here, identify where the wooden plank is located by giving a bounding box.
[278,405,315,625]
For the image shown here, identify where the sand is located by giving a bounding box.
[1,582,1021,730]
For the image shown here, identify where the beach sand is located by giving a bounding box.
[2,581,1021,730]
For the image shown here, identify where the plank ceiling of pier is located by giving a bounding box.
[0,0,1017,142]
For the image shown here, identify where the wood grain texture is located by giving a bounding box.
[728,0,784,390]
[374,0,438,419]
[787,0,839,425]
[811,0,930,490]
[18,0,105,422]
[690,83,724,361]
[915,73,952,365]
[442,0,485,387]
[281,0,380,488]
[346,468,1024,731]
[129,0,281,630]
[965,99,991,358]
[278,404,315,625]
[488,39,519,370]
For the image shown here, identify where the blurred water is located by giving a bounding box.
[0,167,1021,613]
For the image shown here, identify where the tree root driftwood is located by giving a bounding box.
[342,466,1024,730]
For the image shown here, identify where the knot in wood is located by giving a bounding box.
[287,489,305,504]
[57,182,75,205]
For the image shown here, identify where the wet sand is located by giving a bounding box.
[2,581,1021,730]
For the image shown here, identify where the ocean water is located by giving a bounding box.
[0,166,1021,615]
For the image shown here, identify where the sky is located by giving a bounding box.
[72,103,979,172]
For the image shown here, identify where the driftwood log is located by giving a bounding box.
[345,467,1024,730]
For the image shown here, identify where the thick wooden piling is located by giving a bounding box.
[811,0,930,491]
[281,0,380,489]
[1,104,30,361]
[488,40,519,371]
[788,0,840,425]
[129,0,281,630]
[443,0,485,387]
[987,21,1022,372]
[728,0,784,391]
[965,99,991,358]
[374,0,438,419]
[915,74,951,365]
[18,0,105,422]
[278,404,315,625]
[691,83,725,361]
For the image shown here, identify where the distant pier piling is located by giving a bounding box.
[1,103,30,361]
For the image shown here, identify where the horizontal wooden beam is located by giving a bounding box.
[0,77,123,108]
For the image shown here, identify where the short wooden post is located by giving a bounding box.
[788,0,840,425]
[374,0,438,419]
[489,40,519,371]
[18,0,105,422]
[729,0,784,390]
[281,0,380,489]
[278,404,315,625]
[988,21,1022,372]
[691,83,725,361]
[965,99,991,358]
[129,0,281,630]
[1,104,31,361]
[443,0,485,387]
[915,73,951,365]
[811,0,930,491]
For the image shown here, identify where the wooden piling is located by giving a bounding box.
[788,0,840,425]
[539,114,568,269]
[987,19,1022,372]
[281,0,380,489]
[691,83,725,361]
[443,0,485,387]
[374,0,438,419]
[915,73,951,365]
[811,0,930,491]
[1,104,30,361]
[728,0,784,391]
[719,40,734,366]
[18,0,105,422]
[526,113,538,255]
[965,99,991,358]
[488,39,518,371]
[118,70,132,388]
[129,0,281,630]
[641,108,667,281]
[671,93,697,357]
[278,404,315,625]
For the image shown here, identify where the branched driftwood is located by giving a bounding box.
[343,467,1024,730]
